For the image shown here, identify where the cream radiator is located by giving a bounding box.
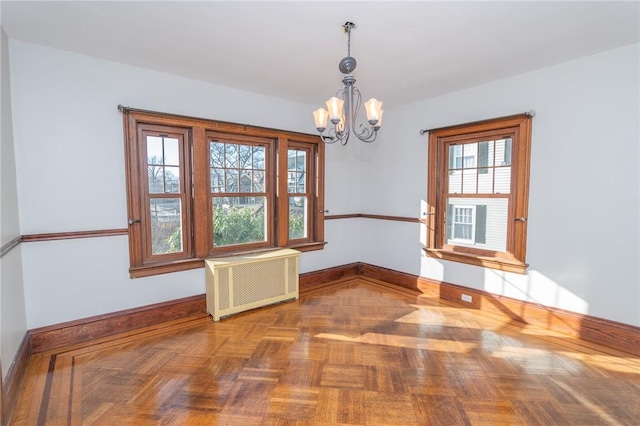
[205,249,300,321]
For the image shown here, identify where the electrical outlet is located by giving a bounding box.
[461,294,473,303]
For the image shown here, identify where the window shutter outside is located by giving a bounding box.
[446,204,453,241]
[475,205,487,244]
[504,138,512,166]
[478,142,489,174]
[448,147,455,170]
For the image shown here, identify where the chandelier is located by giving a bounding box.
[313,22,383,145]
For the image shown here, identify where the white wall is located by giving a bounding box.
[361,44,640,327]
[1,27,27,380]
[7,38,639,333]
[9,40,361,329]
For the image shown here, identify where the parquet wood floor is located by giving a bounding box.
[9,277,640,425]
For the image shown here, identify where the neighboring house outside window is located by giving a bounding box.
[425,113,532,273]
[121,107,325,278]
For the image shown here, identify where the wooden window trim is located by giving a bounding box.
[122,107,325,278]
[425,113,532,274]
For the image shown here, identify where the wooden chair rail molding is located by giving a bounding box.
[23,262,639,357]
[11,213,417,248]
[325,213,421,223]
[20,228,129,243]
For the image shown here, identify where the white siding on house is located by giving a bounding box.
[448,197,508,252]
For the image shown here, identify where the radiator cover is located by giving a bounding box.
[205,249,300,321]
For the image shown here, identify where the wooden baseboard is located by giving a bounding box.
[27,264,362,354]
[30,295,208,354]
[358,262,640,356]
[2,333,30,424]
[26,261,640,357]
[299,262,361,291]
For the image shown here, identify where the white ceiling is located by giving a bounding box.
[2,1,639,108]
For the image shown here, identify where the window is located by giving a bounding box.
[425,113,532,273]
[450,205,476,243]
[122,107,325,277]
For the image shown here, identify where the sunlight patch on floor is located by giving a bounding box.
[314,332,477,353]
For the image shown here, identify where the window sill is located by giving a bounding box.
[289,241,327,252]
[130,258,205,278]
[424,248,528,274]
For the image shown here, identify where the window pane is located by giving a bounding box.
[211,168,224,193]
[212,196,267,247]
[225,144,238,168]
[239,144,252,169]
[289,196,307,239]
[462,169,477,194]
[163,138,179,166]
[497,138,512,166]
[226,169,239,192]
[478,168,494,194]
[210,142,224,167]
[448,170,462,194]
[150,198,182,254]
[148,165,164,193]
[240,170,252,192]
[147,136,163,164]
[446,198,507,252]
[494,167,511,194]
[463,143,477,168]
[253,170,265,192]
[253,147,265,170]
[479,141,492,168]
[449,145,461,170]
[164,166,180,193]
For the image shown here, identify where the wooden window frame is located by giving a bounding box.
[425,113,532,274]
[285,142,317,245]
[122,107,325,278]
[207,132,275,254]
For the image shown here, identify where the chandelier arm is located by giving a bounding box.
[348,85,378,143]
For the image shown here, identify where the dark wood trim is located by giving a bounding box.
[325,213,419,223]
[420,112,534,135]
[424,248,528,274]
[2,333,31,424]
[360,213,420,223]
[21,228,128,243]
[26,261,640,359]
[14,212,418,247]
[129,258,206,278]
[299,262,361,291]
[358,263,640,356]
[0,235,21,258]
[29,295,208,353]
[118,104,320,139]
[325,214,361,220]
